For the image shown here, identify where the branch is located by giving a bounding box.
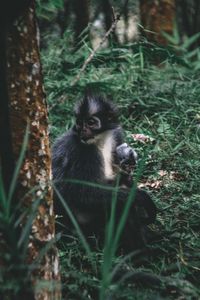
[71,0,129,86]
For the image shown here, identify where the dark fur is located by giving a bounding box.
[52,93,157,251]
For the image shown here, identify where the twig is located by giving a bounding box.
[49,95,67,111]
[71,0,129,86]
[71,12,120,86]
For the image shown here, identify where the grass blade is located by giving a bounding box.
[53,184,93,263]
[7,125,29,210]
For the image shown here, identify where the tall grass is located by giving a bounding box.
[0,127,35,297]
[0,128,59,298]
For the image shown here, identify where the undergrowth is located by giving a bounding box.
[41,31,200,299]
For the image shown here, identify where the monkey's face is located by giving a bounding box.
[75,116,102,143]
[74,94,119,144]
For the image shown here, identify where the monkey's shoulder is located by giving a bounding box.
[52,129,79,171]
[52,128,102,168]
[52,128,79,153]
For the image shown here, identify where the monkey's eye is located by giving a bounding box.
[76,119,82,128]
[87,118,96,126]
[87,117,101,128]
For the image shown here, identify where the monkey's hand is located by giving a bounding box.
[116,143,138,174]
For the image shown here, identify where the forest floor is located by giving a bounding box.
[42,34,200,300]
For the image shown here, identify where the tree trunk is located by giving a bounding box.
[56,0,71,36]
[0,0,61,299]
[101,0,119,44]
[140,0,176,45]
[176,0,200,48]
[73,0,90,46]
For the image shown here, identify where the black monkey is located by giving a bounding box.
[52,92,157,251]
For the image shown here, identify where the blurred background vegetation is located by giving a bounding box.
[36,0,200,49]
[35,0,200,299]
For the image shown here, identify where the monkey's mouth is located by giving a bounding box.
[81,137,95,144]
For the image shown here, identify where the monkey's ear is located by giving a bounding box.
[107,106,119,121]
[74,99,83,115]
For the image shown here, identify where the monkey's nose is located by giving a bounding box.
[80,131,88,141]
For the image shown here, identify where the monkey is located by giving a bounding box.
[52,91,157,251]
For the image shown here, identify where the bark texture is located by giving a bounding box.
[140,0,175,45]
[5,1,61,299]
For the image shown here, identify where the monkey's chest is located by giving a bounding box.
[72,146,103,180]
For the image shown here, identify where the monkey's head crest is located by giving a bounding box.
[74,90,119,122]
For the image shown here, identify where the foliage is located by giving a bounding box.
[0,129,35,298]
[40,26,200,300]
[36,0,64,21]
[162,22,200,70]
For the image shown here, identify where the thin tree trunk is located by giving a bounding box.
[101,0,119,44]
[57,0,71,36]
[0,0,61,299]
[73,0,90,46]
[176,0,200,48]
